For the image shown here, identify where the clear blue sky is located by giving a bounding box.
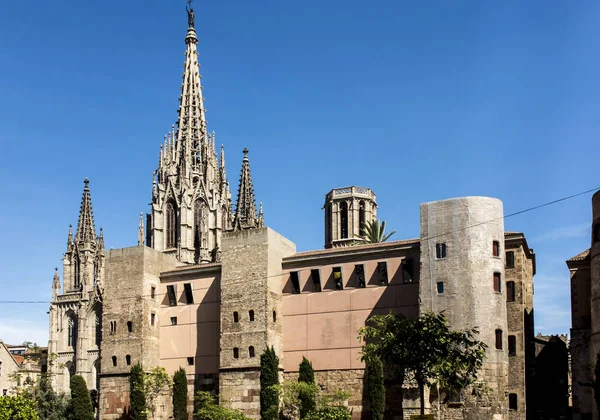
[0,0,598,345]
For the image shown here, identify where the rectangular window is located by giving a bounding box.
[508,335,516,356]
[187,357,194,366]
[495,329,503,350]
[166,285,177,306]
[506,281,516,302]
[506,251,515,269]
[184,283,194,304]
[355,264,366,288]
[493,272,501,293]
[151,313,156,326]
[170,317,178,326]
[333,267,343,290]
[437,282,444,294]
[402,258,414,283]
[435,243,447,259]
[290,271,301,294]
[377,261,388,286]
[508,393,517,410]
[151,286,156,299]
[311,269,322,292]
[493,241,500,257]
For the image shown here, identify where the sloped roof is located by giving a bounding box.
[567,249,590,262]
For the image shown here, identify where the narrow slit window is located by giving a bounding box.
[506,281,516,302]
[290,271,301,294]
[109,321,116,334]
[435,243,447,259]
[509,393,517,410]
[151,286,156,299]
[377,261,388,286]
[508,335,516,356]
[333,267,343,290]
[249,310,255,321]
[311,269,322,292]
[249,346,255,358]
[495,329,503,350]
[273,311,277,322]
[127,321,133,333]
[233,312,239,323]
[184,283,194,304]
[112,356,117,367]
[402,258,414,283]
[233,348,239,359]
[493,241,500,257]
[166,285,177,306]
[170,317,177,326]
[506,251,515,268]
[355,264,366,288]
[126,355,131,366]
[493,272,502,293]
[151,313,156,326]
[437,282,444,294]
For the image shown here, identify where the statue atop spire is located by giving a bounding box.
[233,148,263,231]
[186,0,195,28]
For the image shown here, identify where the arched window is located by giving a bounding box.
[67,315,77,348]
[359,201,366,236]
[340,202,348,239]
[233,348,239,359]
[495,329,503,350]
[126,355,131,366]
[166,201,177,249]
[249,346,255,358]
[74,255,81,288]
[194,200,205,263]
[127,321,133,333]
[95,312,102,347]
[112,356,117,367]
[249,310,255,321]
[93,261,98,286]
[233,312,239,323]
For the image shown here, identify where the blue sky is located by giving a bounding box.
[0,0,598,345]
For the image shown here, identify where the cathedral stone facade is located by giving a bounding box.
[47,6,536,420]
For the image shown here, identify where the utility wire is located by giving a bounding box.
[1,185,598,305]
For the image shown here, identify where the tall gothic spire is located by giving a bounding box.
[233,149,263,231]
[75,178,97,245]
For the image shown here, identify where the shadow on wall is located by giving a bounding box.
[194,276,220,398]
[533,335,570,420]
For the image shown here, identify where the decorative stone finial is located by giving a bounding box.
[186,0,195,28]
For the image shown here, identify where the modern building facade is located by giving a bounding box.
[47,5,537,419]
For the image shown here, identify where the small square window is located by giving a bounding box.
[493,241,500,257]
[436,243,447,259]
[184,283,194,304]
[187,357,194,366]
[437,282,444,294]
[290,272,300,294]
[333,267,343,290]
[170,317,177,326]
[355,264,366,288]
[166,285,177,306]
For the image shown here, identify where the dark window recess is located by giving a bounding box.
[340,201,349,239]
[273,311,277,322]
[359,201,366,236]
[170,317,177,326]
[377,261,389,286]
[437,282,444,294]
[112,356,117,367]
[233,348,239,359]
[249,310,255,321]
[290,272,301,294]
[355,264,366,288]
[495,329,503,350]
[151,286,156,299]
[151,313,156,326]
[508,335,517,356]
[493,272,502,293]
[233,312,239,323]
[506,251,515,268]
[127,321,133,333]
[402,258,414,283]
[506,281,516,302]
[166,285,177,306]
[126,355,131,366]
[435,243,447,259]
[333,267,343,290]
[594,223,600,244]
[493,241,500,257]
[166,202,177,248]
[509,393,517,410]
[187,357,194,366]
[448,391,461,403]
[311,269,322,292]
[184,283,194,304]
[249,346,255,358]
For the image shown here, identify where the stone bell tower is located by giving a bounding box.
[323,186,377,248]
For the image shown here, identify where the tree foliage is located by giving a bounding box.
[173,367,189,420]
[193,391,250,420]
[65,375,93,420]
[129,363,147,420]
[26,375,68,420]
[356,220,396,244]
[359,311,487,415]
[260,346,280,420]
[0,394,40,420]
[366,357,385,420]
[298,357,316,418]
[144,366,172,418]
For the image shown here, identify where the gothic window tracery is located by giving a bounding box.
[166,201,177,249]
[67,315,78,349]
[359,201,366,236]
[74,255,81,289]
[194,199,206,263]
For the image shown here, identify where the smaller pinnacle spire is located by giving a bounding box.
[233,148,262,231]
[98,228,104,250]
[75,178,97,245]
[138,213,145,246]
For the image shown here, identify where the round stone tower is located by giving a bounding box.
[419,196,509,417]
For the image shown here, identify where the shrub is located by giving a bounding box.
[129,363,147,420]
[65,375,93,420]
[33,375,68,420]
[0,394,40,420]
[366,357,385,420]
[173,367,188,420]
[260,346,279,420]
[304,406,351,420]
[194,391,250,420]
[298,357,316,418]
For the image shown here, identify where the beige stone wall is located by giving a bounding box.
[0,343,20,396]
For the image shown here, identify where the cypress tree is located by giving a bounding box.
[366,357,385,420]
[129,362,147,420]
[65,375,94,420]
[260,346,280,420]
[298,357,316,418]
[173,367,189,420]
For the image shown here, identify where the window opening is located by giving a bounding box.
[171,317,177,326]
[355,264,366,288]
[359,201,366,236]
[509,393,517,410]
[340,201,348,239]
[506,251,515,268]
[249,346,255,358]
[112,356,117,367]
[493,241,500,257]
[249,310,255,321]
[508,335,516,356]
[233,348,239,359]
[126,355,131,366]
[109,320,116,334]
[290,272,301,294]
[402,258,414,283]
[506,281,516,302]
[273,311,277,322]
[127,321,133,333]
[151,313,156,326]
[377,261,388,286]
[166,201,177,248]
[151,286,156,299]
[233,312,239,323]
[187,357,194,366]
[333,267,343,290]
[493,272,502,293]
[184,283,194,304]
[435,243,447,259]
[311,269,322,292]
[167,285,177,306]
[495,329,503,350]
[437,282,444,294]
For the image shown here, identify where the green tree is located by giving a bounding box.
[359,311,487,415]
[366,357,385,420]
[298,357,316,418]
[356,220,396,243]
[193,391,250,420]
[144,366,172,418]
[173,367,189,420]
[260,346,280,420]
[0,394,39,420]
[129,363,147,420]
[29,375,68,420]
[65,375,93,420]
